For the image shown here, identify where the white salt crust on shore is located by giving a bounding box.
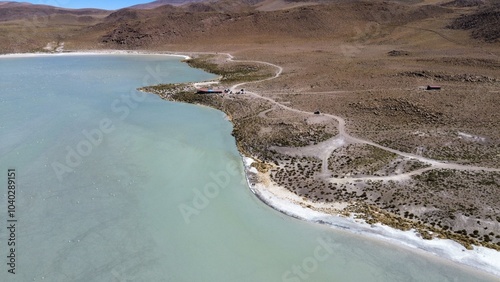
[242,157,500,278]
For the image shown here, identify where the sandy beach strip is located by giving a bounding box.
[0,50,191,60]
[242,156,500,278]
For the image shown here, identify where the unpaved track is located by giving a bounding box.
[221,53,500,180]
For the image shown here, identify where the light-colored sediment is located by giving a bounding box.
[243,156,500,278]
[0,50,191,59]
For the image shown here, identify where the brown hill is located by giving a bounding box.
[0,2,109,22]
[447,3,500,42]
[0,0,498,53]
[441,0,486,7]
[129,0,208,10]
[81,1,454,49]
[0,2,110,53]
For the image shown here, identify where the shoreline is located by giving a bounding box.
[128,49,500,278]
[215,49,500,278]
[4,51,499,278]
[0,50,191,60]
[241,157,500,278]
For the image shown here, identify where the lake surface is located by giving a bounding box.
[0,54,496,281]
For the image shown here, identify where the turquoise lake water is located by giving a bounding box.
[0,54,497,281]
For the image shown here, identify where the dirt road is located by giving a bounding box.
[224,53,500,183]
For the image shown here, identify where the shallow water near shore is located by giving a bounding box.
[0,54,497,281]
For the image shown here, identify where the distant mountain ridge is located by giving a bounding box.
[0,0,209,12]
[0,0,497,54]
[0,1,110,21]
[128,0,208,9]
[0,1,107,11]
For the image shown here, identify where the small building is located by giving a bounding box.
[196,88,223,94]
[426,85,441,90]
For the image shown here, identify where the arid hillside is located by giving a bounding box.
[129,0,208,10]
[447,2,500,42]
[0,1,110,53]
[74,1,456,50]
[1,0,499,52]
[0,2,109,22]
